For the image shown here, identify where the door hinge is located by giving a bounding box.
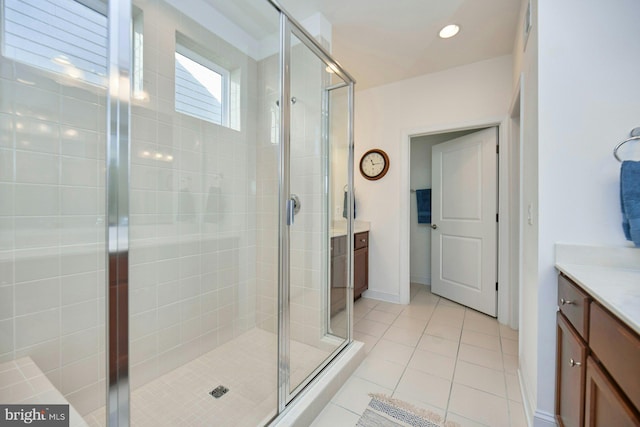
[496,213,499,222]
[496,145,499,154]
[496,282,499,291]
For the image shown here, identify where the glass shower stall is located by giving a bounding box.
[0,0,355,425]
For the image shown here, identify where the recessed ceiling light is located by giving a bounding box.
[439,24,460,39]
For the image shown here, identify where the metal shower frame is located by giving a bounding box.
[106,0,356,425]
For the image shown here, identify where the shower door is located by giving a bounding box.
[118,0,355,422]
[281,25,353,403]
[124,1,282,425]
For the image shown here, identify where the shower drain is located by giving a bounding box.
[209,385,229,399]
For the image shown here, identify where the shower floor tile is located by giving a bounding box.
[85,328,332,426]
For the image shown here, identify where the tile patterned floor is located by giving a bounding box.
[84,329,332,427]
[311,284,527,427]
[0,357,88,427]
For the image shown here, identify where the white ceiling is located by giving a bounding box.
[278,0,522,90]
[201,0,522,90]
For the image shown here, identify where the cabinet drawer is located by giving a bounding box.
[558,274,590,339]
[355,232,368,250]
[590,302,640,410]
[556,312,587,427]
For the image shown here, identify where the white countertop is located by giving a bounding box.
[331,220,370,237]
[555,244,640,335]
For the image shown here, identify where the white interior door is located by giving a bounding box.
[431,127,498,316]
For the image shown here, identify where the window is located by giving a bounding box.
[3,0,143,92]
[131,8,145,99]
[3,0,108,86]
[174,43,230,127]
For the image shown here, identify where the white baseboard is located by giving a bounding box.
[518,368,557,427]
[410,275,430,285]
[518,368,536,426]
[360,289,401,304]
[533,410,556,427]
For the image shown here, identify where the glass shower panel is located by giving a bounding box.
[0,0,107,424]
[288,33,347,394]
[127,0,280,425]
[327,83,350,341]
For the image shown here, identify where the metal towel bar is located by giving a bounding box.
[614,127,640,162]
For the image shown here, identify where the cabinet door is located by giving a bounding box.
[585,357,640,427]
[556,312,587,427]
[589,301,640,410]
[354,247,368,298]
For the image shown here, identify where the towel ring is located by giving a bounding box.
[613,135,640,162]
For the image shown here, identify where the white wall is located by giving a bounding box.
[512,0,540,422]
[514,0,640,424]
[537,0,640,420]
[355,55,513,303]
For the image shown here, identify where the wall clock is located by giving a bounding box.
[359,149,390,181]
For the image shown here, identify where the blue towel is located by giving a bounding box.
[416,189,431,224]
[621,160,640,247]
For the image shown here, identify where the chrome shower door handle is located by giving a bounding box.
[286,194,301,226]
[286,199,295,225]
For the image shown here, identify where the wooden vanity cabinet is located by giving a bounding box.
[585,357,639,427]
[330,235,347,316]
[354,231,369,299]
[589,302,640,411]
[556,312,587,427]
[555,273,640,427]
[330,232,369,313]
[557,274,590,337]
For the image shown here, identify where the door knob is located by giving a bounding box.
[431,224,438,230]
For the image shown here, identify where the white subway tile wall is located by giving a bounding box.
[0,0,276,418]
[0,4,108,410]
[1,0,342,422]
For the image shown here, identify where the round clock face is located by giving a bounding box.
[360,149,389,180]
